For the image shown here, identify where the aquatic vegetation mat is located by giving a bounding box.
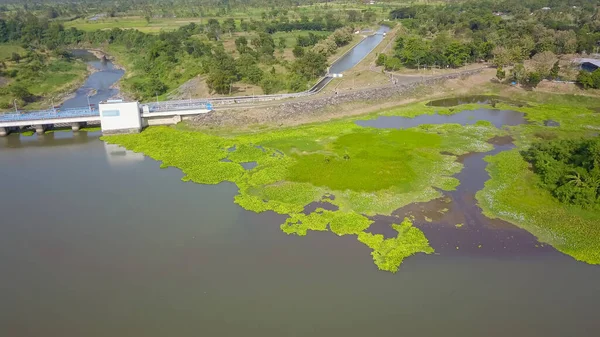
[102,110,505,272]
[103,100,600,269]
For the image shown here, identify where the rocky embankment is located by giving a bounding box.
[191,69,483,128]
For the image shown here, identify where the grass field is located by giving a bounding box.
[0,44,25,60]
[64,17,205,33]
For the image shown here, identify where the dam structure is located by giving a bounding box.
[0,99,212,136]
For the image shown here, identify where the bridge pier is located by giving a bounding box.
[71,122,82,132]
[34,124,47,135]
[0,127,8,137]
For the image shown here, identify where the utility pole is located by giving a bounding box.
[14,99,17,113]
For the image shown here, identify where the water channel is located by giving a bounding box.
[1,40,599,337]
[63,50,124,108]
[328,25,390,74]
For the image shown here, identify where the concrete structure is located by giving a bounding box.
[0,99,212,137]
[99,100,142,134]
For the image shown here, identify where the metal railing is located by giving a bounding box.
[146,100,212,113]
[0,107,99,123]
[3,74,334,121]
[143,75,332,108]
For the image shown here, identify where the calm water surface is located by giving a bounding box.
[356,109,526,129]
[62,50,124,108]
[329,26,390,74]
[1,129,599,336]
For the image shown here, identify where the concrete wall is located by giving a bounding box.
[99,101,142,134]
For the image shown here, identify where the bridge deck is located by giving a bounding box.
[0,108,99,123]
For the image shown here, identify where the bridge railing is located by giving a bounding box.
[0,107,99,122]
[145,75,331,108]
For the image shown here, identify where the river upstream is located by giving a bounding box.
[1,41,600,337]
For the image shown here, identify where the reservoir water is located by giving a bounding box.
[1,108,600,336]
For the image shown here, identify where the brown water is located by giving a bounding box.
[1,130,600,336]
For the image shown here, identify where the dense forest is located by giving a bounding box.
[523,139,600,209]
[381,0,600,87]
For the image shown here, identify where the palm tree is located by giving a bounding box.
[566,170,585,187]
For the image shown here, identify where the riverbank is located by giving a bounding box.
[0,55,89,112]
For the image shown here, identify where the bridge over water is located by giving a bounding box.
[0,99,213,136]
[0,26,391,137]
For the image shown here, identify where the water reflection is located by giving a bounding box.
[356,109,526,129]
[426,95,526,107]
[104,142,145,167]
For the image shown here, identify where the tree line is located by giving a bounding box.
[523,138,600,209]
[0,9,350,99]
[384,0,600,72]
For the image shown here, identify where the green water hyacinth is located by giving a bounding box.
[358,218,434,273]
[107,101,599,271]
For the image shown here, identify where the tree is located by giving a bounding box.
[293,51,327,79]
[363,11,376,23]
[10,52,20,63]
[278,36,286,50]
[207,49,238,94]
[292,45,304,58]
[235,36,249,54]
[0,19,7,43]
[396,36,432,68]
[496,66,506,81]
[347,10,360,23]
[549,61,560,80]
[207,69,236,94]
[223,18,236,37]
[577,70,595,89]
[525,72,542,88]
[531,51,556,78]
[207,19,221,41]
[492,46,511,67]
[444,41,469,68]
[260,73,284,94]
[10,84,33,102]
[511,63,527,83]
[376,54,387,67]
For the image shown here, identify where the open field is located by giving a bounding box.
[64,17,205,33]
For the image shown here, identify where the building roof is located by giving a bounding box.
[574,58,600,68]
